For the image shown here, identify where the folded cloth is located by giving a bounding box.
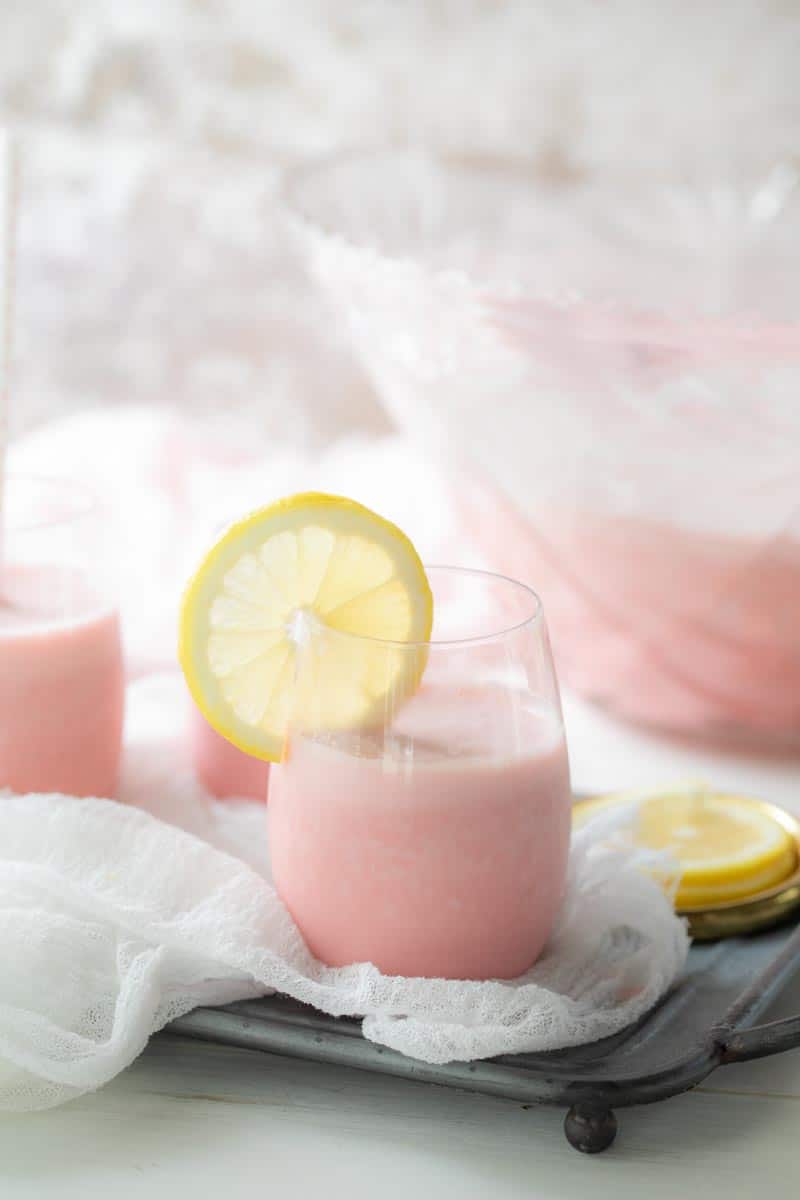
[0,675,689,1113]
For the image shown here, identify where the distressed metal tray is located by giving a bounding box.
[170,919,800,1153]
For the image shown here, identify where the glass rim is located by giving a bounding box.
[2,473,102,534]
[308,564,543,651]
[283,148,800,302]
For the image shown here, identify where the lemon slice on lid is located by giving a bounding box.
[179,493,433,762]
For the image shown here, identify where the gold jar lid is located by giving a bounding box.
[573,788,800,939]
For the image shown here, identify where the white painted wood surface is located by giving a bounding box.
[3,693,800,1199]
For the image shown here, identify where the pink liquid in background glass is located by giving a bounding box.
[190,701,270,800]
[0,565,124,797]
[461,483,800,744]
[269,685,571,980]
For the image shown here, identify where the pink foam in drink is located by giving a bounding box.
[0,564,124,797]
[269,683,571,980]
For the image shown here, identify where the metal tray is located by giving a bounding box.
[169,919,800,1154]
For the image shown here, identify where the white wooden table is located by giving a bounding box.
[3,695,799,1200]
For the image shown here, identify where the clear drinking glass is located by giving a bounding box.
[0,475,124,797]
[268,566,571,981]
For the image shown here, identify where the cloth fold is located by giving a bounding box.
[0,675,689,1113]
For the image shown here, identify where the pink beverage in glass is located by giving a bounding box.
[269,567,571,980]
[189,700,270,800]
[461,479,800,742]
[0,478,124,798]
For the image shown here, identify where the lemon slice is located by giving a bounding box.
[179,493,433,762]
[574,788,798,909]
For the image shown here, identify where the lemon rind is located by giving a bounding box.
[179,492,433,763]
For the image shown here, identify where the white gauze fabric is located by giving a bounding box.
[0,675,689,1112]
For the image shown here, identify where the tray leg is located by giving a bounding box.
[563,1104,618,1153]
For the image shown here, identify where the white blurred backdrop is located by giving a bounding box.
[2,0,799,443]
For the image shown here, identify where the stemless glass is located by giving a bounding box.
[0,475,124,797]
[269,566,571,981]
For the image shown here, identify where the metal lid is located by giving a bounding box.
[573,791,800,939]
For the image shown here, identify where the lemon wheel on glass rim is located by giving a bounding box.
[179,492,434,763]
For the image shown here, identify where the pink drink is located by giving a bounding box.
[190,701,270,800]
[0,565,124,797]
[269,684,571,980]
[461,483,800,745]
